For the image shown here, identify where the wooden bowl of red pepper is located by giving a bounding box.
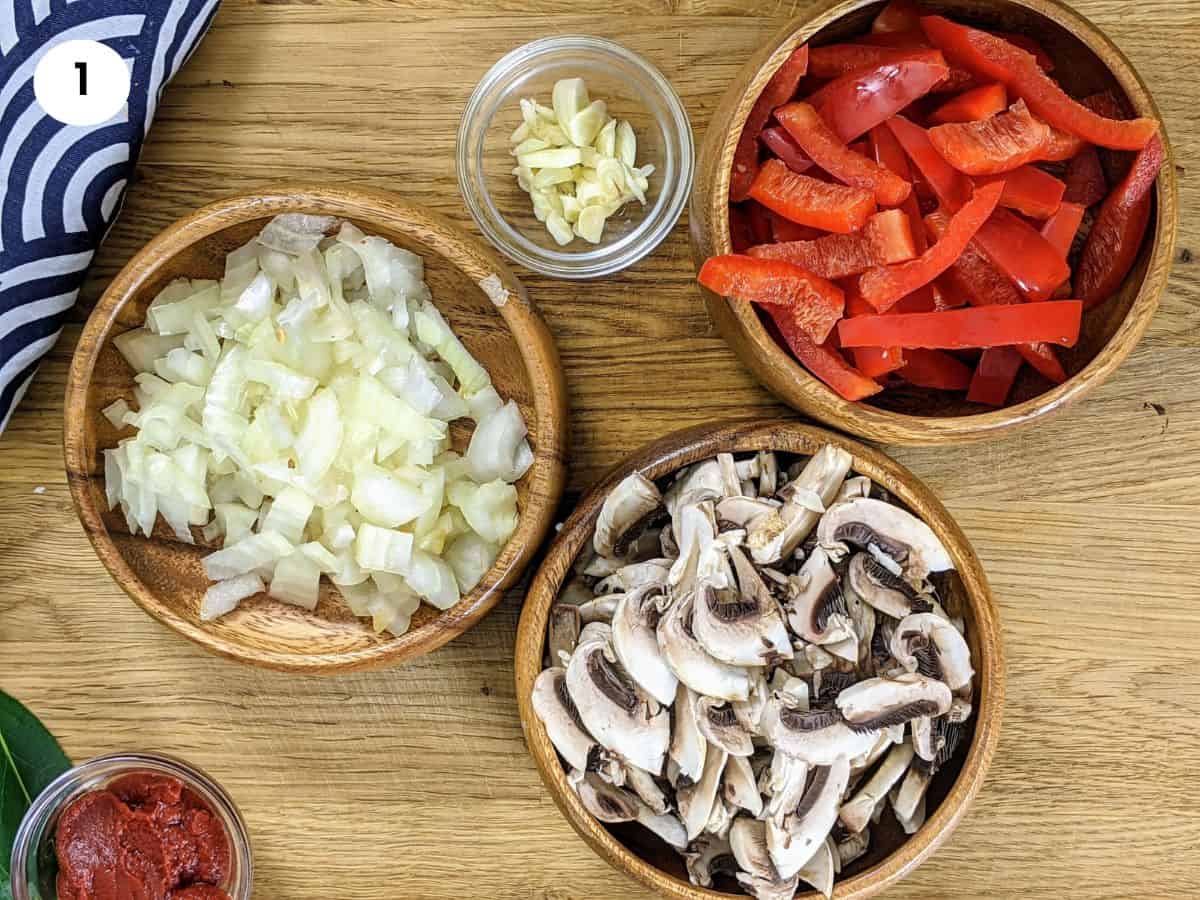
[690,0,1178,445]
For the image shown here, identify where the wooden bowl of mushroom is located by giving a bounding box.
[514,419,1003,899]
[690,0,1178,446]
[65,186,567,672]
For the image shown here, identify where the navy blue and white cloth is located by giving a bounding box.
[0,0,219,432]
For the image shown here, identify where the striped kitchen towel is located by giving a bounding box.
[0,0,219,433]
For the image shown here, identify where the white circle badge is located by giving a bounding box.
[34,39,131,127]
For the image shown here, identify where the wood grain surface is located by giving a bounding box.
[1,1,1198,898]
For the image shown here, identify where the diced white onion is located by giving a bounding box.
[200,573,265,621]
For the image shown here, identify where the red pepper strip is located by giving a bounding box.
[1081,91,1137,185]
[1075,134,1164,308]
[760,126,814,175]
[858,180,1003,311]
[1039,201,1086,258]
[928,100,1051,175]
[975,165,1065,219]
[749,158,877,234]
[926,210,1067,383]
[995,32,1054,73]
[839,300,1083,349]
[775,102,913,206]
[808,59,950,143]
[930,83,1008,124]
[746,200,774,245]
[899,348,973,389]
[920,16,1159,150]
[731,46,810,201]
[747,209,917,279]
[885,115,973,210]
[872,0,922,33]
[869,122,912,181]
[1040,125,1086,162]
[807,45,946,79]
[973,207,1072,301]
[844,277,909,376]
[967,346,1023,404]
[729,204,754,252]
[1064,146,1107,206]
[763,304,883,401]
[770,211,822,243]
[698,254,845,343]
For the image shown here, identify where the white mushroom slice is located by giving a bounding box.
[715,496,779,530]
[531,668,620,781]
[717,453,742,497]
[696,696,755,757]
[844,583,876,669]
[736,871,801,900]
[578,596,619,623]
[846,552,931,619]
[760,698,877,766]
[835,674,953,730]
[767,756,850,879]
[621,763,669,815]
[669,683,707,787]
[548,604,581,663]
[559,577,595,606]
[848,728,898,777]
[704,795,736,839]
[594,472,663,558]
[948,696,973,723]
[657,594,753,702]
[579,621,612,644]
[796,836,836,900]
[731,818,800,900]
[817,497,953,581]
[678,745,728,840]
[911,715,941,763]
[665,459,725,530]
[581,552,621,578]
[805,644,836,671]
[692,577,793,666]
[594,558,671,594]
[747,445,852,565]
[827,834,842,877]
[891,764,932,825]
[684,834,737,888]
[891,612,975,692]
[669,501,720,592]
[839,741,915,834]
[835,475,872,504]
[733,672,770,732]
[723,755,764,816]
[566,634,670,774]
[758,451,778,497]
[762,749,809,824]
[639,808,689,849]
[572,770,687,848]
[837,827,870,868]
[786,548,856,646]
[612,585,678,706]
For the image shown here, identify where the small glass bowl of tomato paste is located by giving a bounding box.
[10,752,252,900]
[458,35,694,279]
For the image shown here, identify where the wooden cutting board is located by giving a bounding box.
[2,1,1198,897]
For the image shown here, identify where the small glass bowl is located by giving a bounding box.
[457,36,694,280]
[10,752,252,900]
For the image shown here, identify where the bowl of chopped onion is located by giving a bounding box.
[64,186,568,672]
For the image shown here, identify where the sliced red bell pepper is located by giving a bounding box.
[852,346,907,378]
[808,58,951,143]
[920,16,1159,150]
[698,254,845,343]
[763,304,883,401]
[1064,146,1106,206]
[973,207,1072,301]
[839,300,1083,349]
[760,126,814,175]
[749,158,877,234]
[967,346,1023,404]
[872,0,922,33]
[1039,201,1086,258]
[1040,125,1086,162]
[1081,91,1138,185]
[974,164,1065,219]
[885,115,973,210]
[925,210,1067,383]
[858,180,1003,311]
[770,211,822,243]
[807,44,946,80]
[995,32,1054,73]
[928,100,1051,175]
[869,122,912,181]
[775,102,912,207]
[899,348,973,389]
[1075,134,1164,308]
[731,46,810,201]
[729,204,754,252]
[748,209,917,279]
[929,82,1008,123]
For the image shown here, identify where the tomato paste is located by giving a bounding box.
[55,773,232,900]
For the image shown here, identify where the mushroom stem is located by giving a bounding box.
[839,741,915,834]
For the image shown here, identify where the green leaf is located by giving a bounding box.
[0,692,71,887]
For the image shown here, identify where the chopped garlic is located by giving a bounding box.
[511,76,653,247]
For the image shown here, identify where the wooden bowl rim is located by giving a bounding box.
[691,0,1179,446]
[514,419,1005,899]
[64,184,568,673]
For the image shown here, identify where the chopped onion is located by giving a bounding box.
[354,523,414,574]
[467,400,533,483]
[270,551,321,610]
[200,573,265,621]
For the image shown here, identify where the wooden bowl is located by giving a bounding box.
[690,0,1179,446]
[64,186,567,673]
[514,419,1004,899]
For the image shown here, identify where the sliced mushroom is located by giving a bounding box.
[746,445,852,565]
[640,809,689,849]
[704,795,736,839]
[835,475,872,504]
[571,771,687,848]
[678,744,728,840]
[911,715,941,762]
[767,756,850,880]
[531,668,619,781]
[839,741,915,834]
[716,496,780,531]
[836,827,870,868]
[758,451,779,497]
[684,834,737,888]
[548,604,581,664]
[665,459,726,527]
[762,749,810,824]
[891,763,931,825]
[657,594,754,702]
[847,727,901,777]
[612,585,678,706]
[579,621,612,644]
[559,577,596,605]
[760,697,877,766]
[818,497,953,581]
[736,871,801,900]
[669,501,720,592]
[692,578,793,667]
[717,453,742,497]
[846,552,931,619]
[565,634,670,774]
[621,763,669,815]
[594,558,671,594]
[577,596,619,624]
[733,672,770,732]
[835,674,953,731]
[795,835,836,900]
[786,548,856,646]
[696,696,755,757]
[845,581,876,669]
[669,683,707,788]
[594,472,664,560]
[731,818,800,900]
[723,754,764,817]
[891,612,975,692]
